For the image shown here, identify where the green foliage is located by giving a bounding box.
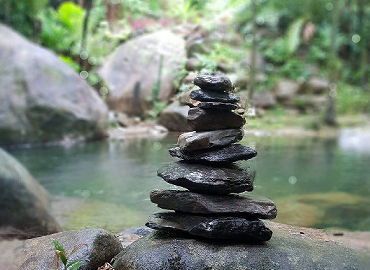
[52,239,87,270]
[0,0,49,37]
[336,83,370,114]
[57,2,84,32]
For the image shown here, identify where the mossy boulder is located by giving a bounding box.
[0,148,61,239]
[0,24,108,145]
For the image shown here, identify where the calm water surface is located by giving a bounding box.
[9,132,370,232]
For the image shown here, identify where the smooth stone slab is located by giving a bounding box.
[150,190,277,219]
[198,101,238,110]
[157,162,254,194]
[187,107,245,131]
[190,89,240,103]
[177,129,243,152]
[113,222,370,270]
[169,144,257,164]
[146,212,272,242]
[194,72,233,92]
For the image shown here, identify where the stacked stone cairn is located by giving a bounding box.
[146,72,277,243]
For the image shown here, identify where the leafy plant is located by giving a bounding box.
[52,239,88,270]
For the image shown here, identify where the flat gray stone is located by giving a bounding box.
[113,222,370,270]
[157,162,254,194]
[150,190,277,219]
[198,102,238,110]
[190,89,240,103]
[146,212,272,242]
[169,144,257,164]
[177,129,243,152]
[194,72,233,92]
[188,107,245,131]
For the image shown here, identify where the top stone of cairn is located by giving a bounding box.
[194,72,233,92]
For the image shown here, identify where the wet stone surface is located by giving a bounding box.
[194,72,233,92]
[198,101,238,111]
[146,212,272,242]
[157,162,254,194]
[177,129,243,152]
[169,144,257,164]
[190,89,240,103]
[187,107,246,131]
[150,190,277,219]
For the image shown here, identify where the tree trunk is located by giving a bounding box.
[247,0,257,110]
[104,0,123,33]
[325,0,339,126]
[80,0,93,70]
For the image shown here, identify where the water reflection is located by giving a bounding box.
[8,133,370,232]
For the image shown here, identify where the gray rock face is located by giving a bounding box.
[157,101,191,132]
[146,212,272,242]
[198,101,238,110]
[188,107,245,131]
[0,228,123,270]
[0,148,61,239]
[274,79,301,103]
[194,72,233,92]
[113,222,370,270]
[169,144,257,164]
[303,77,329,94]
[150,190,277,219]
[99,30,186,116]
[177,129,243,152]
[252,91,277,109]
[0,24,108,145]
[190,89,240,103]
[157,162,254,194]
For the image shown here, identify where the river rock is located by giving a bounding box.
[169,144,257,164]
[150,190,277,219]
[0,24,108,145]
[157,162,254,194]
[157,101,191,132]
[113,222,370,270]
[99,30,186,116]
[198,102,238,110]
[188,107,245,131]
[0,148,61,239]
[0,228,123,270]
[194,72,232,92]
[190,89,240,103]
[146,212,272,242]
[177,129,243,152]
[274,79,301,103]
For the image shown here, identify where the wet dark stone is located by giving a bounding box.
[150,190,277,219]
[198,102,238,111]
[157,162,254,194]
[177,129,243,152]
[190,89,240,103]
[113,222,370,270]
[169,144,257,164]
[187,107,245,131]
[194,72,233,92]
[146,212,272,242]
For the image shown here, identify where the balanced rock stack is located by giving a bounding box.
[146,72,277,242]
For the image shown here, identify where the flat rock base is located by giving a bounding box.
[113,222,370,270]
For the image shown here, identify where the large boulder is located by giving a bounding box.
[0,228,123,270]
[252,91,277,109]
[0,24,108,145]
[0,148,61,239]
[113,222,370,270]
[157,101,191,132]
[99,30,186,116]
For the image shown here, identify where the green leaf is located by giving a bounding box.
[67,260,83,270]
[52,240,67,266]
[285,18,304,54]
[58,2,84,33]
